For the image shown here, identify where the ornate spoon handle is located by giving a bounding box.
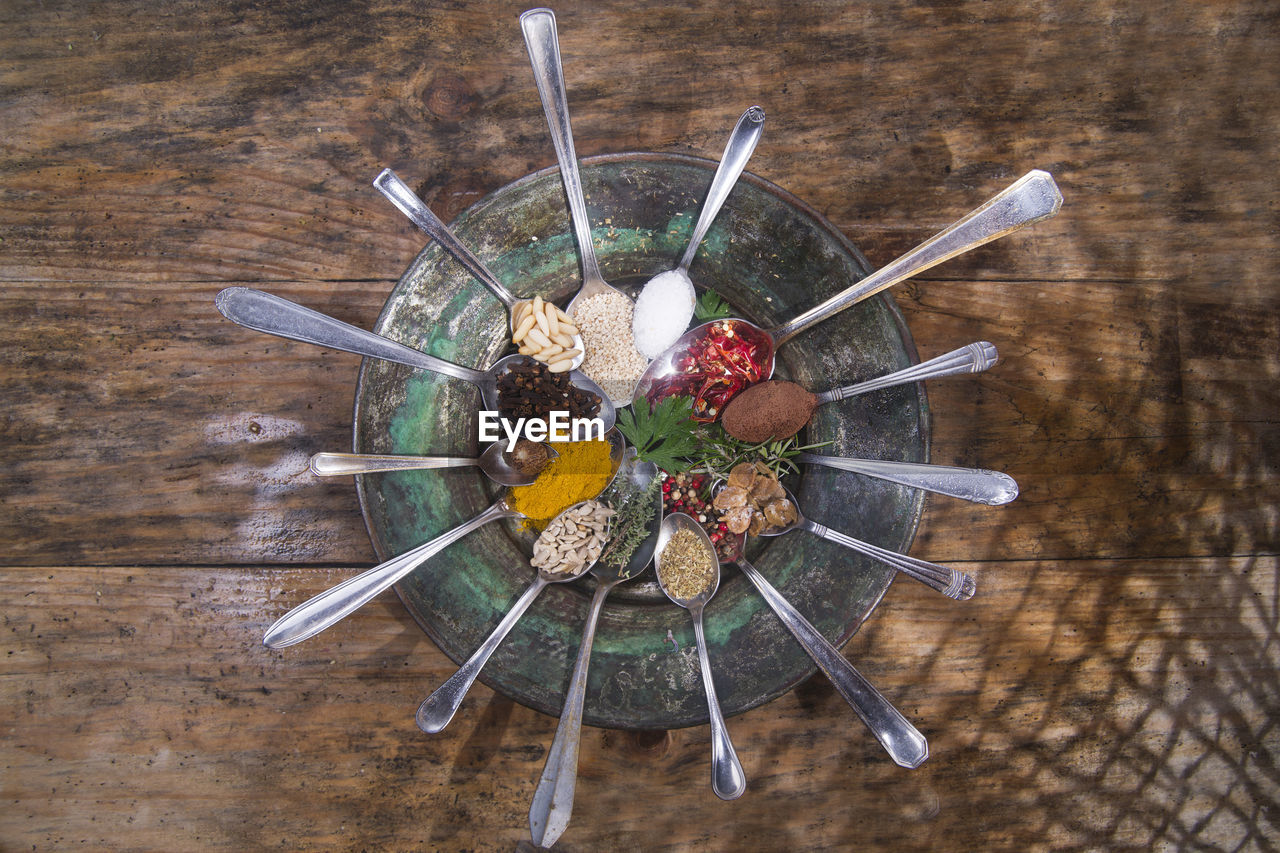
[691,606,747,800]
[214,287,485,385]
[678,106,765,273]
[417,576,550,733]
[528,580,614,848]
[373,168,518,307]
[797,453,1018,505]
[814,341,999,404]
[262,502,514,648]
[520,8,607,290]
[771,171,1062,346]
[803,520,976,601]
[309,452,476,477]
[736,557,928,768]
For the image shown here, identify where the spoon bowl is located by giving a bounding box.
[654,511,747,800]
[308,440,560,487]
[633,170,1062,413]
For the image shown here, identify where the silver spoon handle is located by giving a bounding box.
[736,557,928,768]
[417,576,550,734]
[814,341,999,404]
[529,580,613,848]
[214,287,486,386]
[771,170,1062,346]
[262,501,513,649]
[520,8,606,288]
[373,169,518,308]
[309,452,477,477]
[679,106,766,273]
[797,453,1018,505]
[691,609,747,800]
[803,520,976,601]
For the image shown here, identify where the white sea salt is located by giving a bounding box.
[631,270,696,359]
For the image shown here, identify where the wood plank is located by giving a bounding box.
[1,1,1276,289]
[2,559,1274,850]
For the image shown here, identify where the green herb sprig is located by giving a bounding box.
[690,426,833,483]
[600,476,661,571]
[693,290,733,322]
[616,395,701,473]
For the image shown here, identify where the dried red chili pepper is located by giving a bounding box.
[647,321,773,422]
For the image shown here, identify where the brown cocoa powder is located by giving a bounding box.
[720,380,817,442]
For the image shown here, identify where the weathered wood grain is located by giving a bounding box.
[2,560,1274,851]
[3,0,1278,849]
[1,1,1276,290]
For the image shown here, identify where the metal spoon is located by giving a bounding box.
[721,532,928,769]
[372,168,585,370]
[796,453,1018,505]
[213,287,615,432]
[632,170,1063,410]
[760,485,976,600]
[416,497,620,734]
[814,341,999,405]
[308,441,560,487]
[632,106,765,359]
[520,8,630,316]
[653,512,747,800]
[262,430,626,649]
[529,457,661,848]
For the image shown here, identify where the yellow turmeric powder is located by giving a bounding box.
[509,439,613,530]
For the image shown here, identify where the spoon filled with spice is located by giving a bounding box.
[262,431,625,649]
[654,512,747,800]
[521,8,649,404]
[633,170,1063,420]
[719,531,929,768]
[373,168,585,372]
[416,497,618,734]
[529,455,663,848]
[630,106,766,360]
[307,439,558,487]
[759,484,977,600]
[214,288,614,432]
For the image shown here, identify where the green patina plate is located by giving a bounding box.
[353,153,928,730]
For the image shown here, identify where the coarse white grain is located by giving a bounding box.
[572,291,650,400]
[631,270,696,358]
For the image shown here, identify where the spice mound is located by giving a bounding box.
[572,291,650,401]
[631,270,695,359]
[713,462,797,536]
[647,320,773,422]
[657,526,717,601]
[720,380,817,443]
[511,295,582,372]
[505,439,550,476]
[509,439,614,530]
[497,357,602,423]
[532,500,614,575]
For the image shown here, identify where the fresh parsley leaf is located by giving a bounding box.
[693,290,732,321]
[617,395,699,472]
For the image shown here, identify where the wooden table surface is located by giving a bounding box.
[3,1,1277,850]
